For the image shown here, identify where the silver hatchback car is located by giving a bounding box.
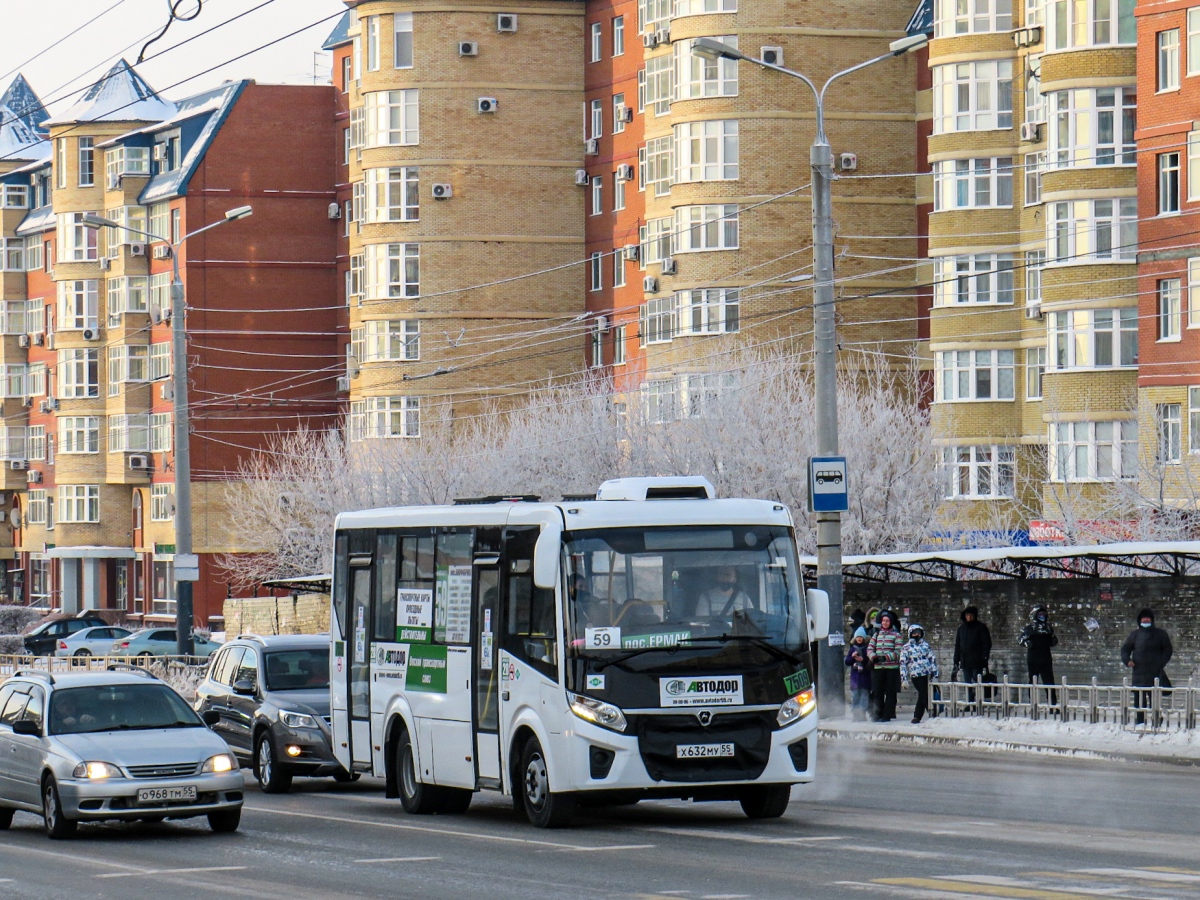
[0,668,244,838]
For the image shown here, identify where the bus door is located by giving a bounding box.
[347,531,375,770]
[473,528,503,786]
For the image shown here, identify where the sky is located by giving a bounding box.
[2,0,348,115]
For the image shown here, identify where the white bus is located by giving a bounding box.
[329,476,829,828]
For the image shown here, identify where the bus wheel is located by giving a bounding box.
[397,728,441,814]
[519,737,575,828]
[738,784,791,819]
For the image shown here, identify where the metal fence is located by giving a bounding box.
[0,654,211,699]
[933,676,1198,731]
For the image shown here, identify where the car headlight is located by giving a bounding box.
[72,761,123,779]
[777,688,817,727]
[568,692,627,733]
[201,753,238,774]
[279,710,319,729]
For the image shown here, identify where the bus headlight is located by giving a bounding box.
[569,692,627,733]
[777,688,817,726]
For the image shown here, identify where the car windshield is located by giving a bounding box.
[564,525,808,658]
[48,684,202,735]
[264,649,330,691]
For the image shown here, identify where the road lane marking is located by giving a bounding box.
[353,856,441,864]
[638,826,843,845]
[96,866,248,879]
[555,843,657,853]
[1077,869,1200,884]
[875,877,1112,900]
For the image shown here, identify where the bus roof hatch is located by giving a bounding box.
[595,476,716,501]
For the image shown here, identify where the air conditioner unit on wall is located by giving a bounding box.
[1020,122,1041,142]
[496,13,518,32]
[623,244,640,262]
[82,328,101,342]
[98,257,111,271]
[128,454,149,471]
[152,245,172,260]
[1026,304,1043,319]
[761,46,784,67]
[616,164,634,181]
[616,106,633,123]
[161,382,175,402]
[574,169,590,186]
[839,152,858,171]
[655,28,670,45]
[9,459,27,471]
[32,332,44,346]
[432,183,453,199]
[459,41,479,56]
[129,243,146,257]
[643,276,659,293]
[585,139,599,156]
[25,470,41,484]
[643,33,659,49]
[17,335,30,349]
[327,202,341,219]
[660,257,677,275]
[477,97,499,113]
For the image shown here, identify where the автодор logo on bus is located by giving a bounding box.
[659,676,744,707]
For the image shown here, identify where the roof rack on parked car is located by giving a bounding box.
[105,662,159,679]
[13,669,55,685]
[236,634,267,644]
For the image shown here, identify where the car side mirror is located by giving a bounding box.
[12,719,40,736]
[201,709,221,727]
[232,680,256,696]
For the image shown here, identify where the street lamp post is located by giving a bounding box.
[84,206,253,656]
[693,34,927,714]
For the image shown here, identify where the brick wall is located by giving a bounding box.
[222,593,331,636]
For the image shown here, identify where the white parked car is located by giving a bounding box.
[54,626,133,659]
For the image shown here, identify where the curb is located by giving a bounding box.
[819,726,1200,767]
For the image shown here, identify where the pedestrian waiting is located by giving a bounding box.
[900,624,939,724]
[844,627,872,721]
[1120,608,1173,727]
[1019,606,1059,706]
[867,610,902,722]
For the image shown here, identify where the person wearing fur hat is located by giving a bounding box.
[844,627,872,721]
[952,605,991,685]
[900,624,939,724]
[867,610,902,722]
[1121,608,1173,725]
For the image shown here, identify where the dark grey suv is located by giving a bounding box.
[193,634,351,793]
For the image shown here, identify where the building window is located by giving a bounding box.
[1048,308,1138,368]
[58,484,101,523]
[59,417,100,454]
[676,288,739,334]
[674,205,738,252]
[78,137,94,187]
[107,345,149,395]
[590,325,603,368]
[364,243,419,298]
[591,22,603,62]
[364,167,419,222]
[152,561,176,615]
[640,297,676,345]
[1190,9,1200,76]
[1047,0,1135,49]
[642,379,678,422]
[590,252,603,291]
[933,254,1015,305]
[642,216,673,265]
[1024,151,1045,205]
[1025,64,1044,124]
[2,184,29,209]
[1048,88,1135,169]
[614,174,626,211]
[935,349,1016,401]
[1048,198,1136,264]
[151,484,174,521]
[613,93,627,134]
[674,36,738,99]
[613,250,626,287]
[674,0,737,12]
[56,281,99,331]
[56,138,66,188]
[56,212,98,262]
[932,60,1013,134]
[1159,29,1181,92]
[27,490,46,525]
[640,0,672,32]
[364,90,419,146]
[360,319,420,361]
[28,426,45,461]
[1157,403,1182,464]
[1159,152,1181,215]
[613,324,626,365]
[1026,346,1046,400]
[1025,249,1045,306]
[934,0,1013,36]
[342,56,352,92]
[613,16,625,55]
[933,158,1014,210]
[394,12,413,68]
[674,120,738,183]
[637,69,647,113]
[107,414,149,452]
[589,99,604,139]
[646,135,674,196]
[591,176,603,215]
[366,16,380,71]
[1049,420,1137,481]
[1,239,23,272]
[1189,258,1200,326]
[646,55,674,116]
[348,397,421,440]
[1189,386,1200,452]
[150,413,171,453]
[1159,278,1182,341]
[943,446,1016,498]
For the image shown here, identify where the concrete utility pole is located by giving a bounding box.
[691,34,928,715]
[84,206,253,656]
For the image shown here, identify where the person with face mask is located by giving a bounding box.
[1120,608,1173,726]
[867,611,902,722]
[1019,606,1059,706]
[900,624,939,724]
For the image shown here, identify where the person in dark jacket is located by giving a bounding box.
[844,627,872,721]
[952,605,992,685]
[867,611,902,722]
[1121,608,1173,725]
[1019,606,1059,705]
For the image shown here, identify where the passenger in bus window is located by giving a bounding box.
[694,566,752,617]
[570,574,608,626]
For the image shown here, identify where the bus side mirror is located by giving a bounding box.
[533,521,562,590]
[806,588,830,640]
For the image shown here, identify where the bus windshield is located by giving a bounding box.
[564,525,807,658]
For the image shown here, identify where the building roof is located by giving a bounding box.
[907,0,934,35]
[43,59,176,126]
[322,12,351,50]
[0,74,48,131]
[0,105,48,161]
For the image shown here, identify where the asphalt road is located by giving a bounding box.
[1,741,1197,899]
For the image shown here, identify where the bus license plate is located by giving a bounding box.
[137,786,197,804]
[676,743,734,759]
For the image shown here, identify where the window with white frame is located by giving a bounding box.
[934,0,1012,36]
[58,484,100,523]
[639,0,671,33]
[1159,29,1181,91]
[0,426,27,462]
[149,272,171,319]
[613,324,626,364]
[675,0,736,13]
[352,181,365,228]
[24,237,41,271]
[1047,198,1137,263]
[590,99,604,139]
[366,16,380,70]
[935,349,1016,401]
[613,93,627,133]
[58,417,100,454]
[1048,88,1135,169]
[590,252,603,291]
[102,205,149,247]
[1026,346,1046,400]
[56,212,98,262]
[1189,257,1200,326]
[364,90,419,146]
[614,16,625,55]
[591,176,603,215]
[352,33,361,82]
[27,490,46,525]
[679,372,737,418]
[613,250,626,287]
[107,345,149,395]
[1048,308,1138,368]
[1049,420,1137,481]
[151,483,174,521]
[363,319,419,361]
[364,167,419,222]
[590,324,603,368]
[1,184,29,208]
[1047,0,1135,49]
[640,296,675,344]
[149,343,171,382]
[1157,403,1182,463]
[349,107,365,153]
[2,365,26,399]
[675,36,737,99]
[674,120,738,183]
[1024,151,1045,204]
[646,135,674,196]
[933,254,1016,305]
[1159,152,1181,215]
[58,349,100,398]
[1025,249,1045,305]
[637,69,647,114]
[943,445,1016,498]
[150,413,171,452]
[57,281,98,331]
[932,60,1013,133]
[676,288,739,334]
[1,238,23,272]
[107,414,149,452]
[107,276,148,318]
[28,425,45,461]
[614,174,626,211]
[674,204,738,252]
[646,55,674,117]
[591,22,603,62]
[0,300,30,334]
[394,12,413,68]
[1160,278,1182,340]
[104,147,150,186]
[364,243,419,298]
[933,157,1014,210]
[148,202,169,241]
[1189,386,1200,452]
[642,378,678,423]
[1025,64,1044,124]
[349,396,421,440]
[348,255,365,306]
[642,216,673,265]
[78,137,94,187]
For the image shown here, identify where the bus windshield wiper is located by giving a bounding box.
[678,634,802,664]
[594,645,681,670]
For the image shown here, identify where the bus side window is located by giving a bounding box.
[333,532,349,639]
[374,533,398,641]
[503,527,557,680]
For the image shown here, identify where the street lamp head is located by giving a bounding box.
[889,33,929,55]
[224,205,253,221]
[81,213,121,230]
[691,37,744,61]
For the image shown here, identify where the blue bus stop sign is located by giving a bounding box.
[808,456,848,512]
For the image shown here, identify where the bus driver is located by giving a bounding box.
[694,566,752,618]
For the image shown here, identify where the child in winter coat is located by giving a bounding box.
[900,624,940,724]
[844,627,872,720]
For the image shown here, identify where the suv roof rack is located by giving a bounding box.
[13,669,55,685]
[453,495,541,505]
[236,633,268,644]
[560,493,595,501]
[105,662,159,679]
